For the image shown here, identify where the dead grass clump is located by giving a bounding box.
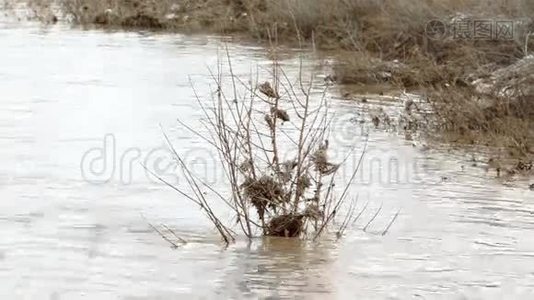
[242,175,288,222]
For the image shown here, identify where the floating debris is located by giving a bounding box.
[324,74,337,85]
[372,115,380,127]
[515,160,533,172]
[405,98,415,113]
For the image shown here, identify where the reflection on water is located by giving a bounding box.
[1,20,534,299]
[219,238,336,298]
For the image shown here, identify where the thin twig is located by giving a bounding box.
[363,203,383,232]
[382,209,401,236]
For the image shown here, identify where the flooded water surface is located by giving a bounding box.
[1,20,534,299]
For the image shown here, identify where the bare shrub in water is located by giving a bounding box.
[151,54,366,243]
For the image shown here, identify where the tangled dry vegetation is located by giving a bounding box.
[149,58,368,242]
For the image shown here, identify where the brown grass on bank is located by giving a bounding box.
[26,0,532,84]
[20,1,534,63]
[18,1,534,44]
[427,86,534,159]
[328,0,533,166]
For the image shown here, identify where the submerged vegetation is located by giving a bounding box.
[149,58,373,242]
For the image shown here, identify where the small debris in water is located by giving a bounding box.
[361,97,368,103]
[372,115,380,127]
[324,74,337,85]
[404,98,414,113]
[515,161,533,172]
[530,184,534,190]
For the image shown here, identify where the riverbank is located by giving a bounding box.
[16,0,534,175]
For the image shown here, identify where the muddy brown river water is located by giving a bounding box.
[1,20,534,299]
